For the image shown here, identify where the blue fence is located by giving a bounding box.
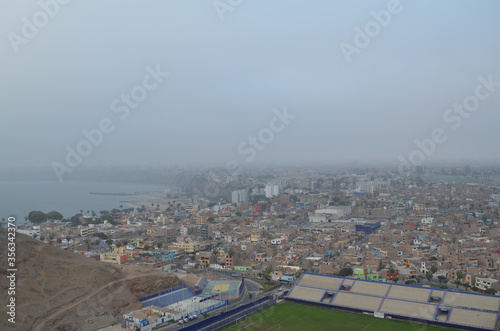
[139,286,184,302]
[140,287,195,307]
[183,296,275,331]
[237,278,245,297]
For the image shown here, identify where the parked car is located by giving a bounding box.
[178,320,184,325]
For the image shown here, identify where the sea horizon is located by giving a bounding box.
[0,179,167,225]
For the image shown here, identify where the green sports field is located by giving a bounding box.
[220,301,454,331]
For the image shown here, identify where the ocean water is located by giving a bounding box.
[0,180,166,225]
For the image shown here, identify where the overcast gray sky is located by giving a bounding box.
[1,0,499,171]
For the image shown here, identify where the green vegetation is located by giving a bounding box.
[220,301,453,331]
[255,279,276,290]
[28,211,47,224]
[100,214,116,225]
[339,267,353,277]
[46,211,63,220]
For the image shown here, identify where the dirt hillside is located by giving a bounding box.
[0,228,181,331]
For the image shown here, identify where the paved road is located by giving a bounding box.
[158,280,281,331]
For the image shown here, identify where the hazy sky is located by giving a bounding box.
[1,0,500,172]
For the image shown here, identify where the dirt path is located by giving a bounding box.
[33,272,143,331]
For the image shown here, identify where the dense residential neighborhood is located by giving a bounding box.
[17,166,500,300]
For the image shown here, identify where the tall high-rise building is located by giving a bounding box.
[231,189,248,204]
[265,184,282,198]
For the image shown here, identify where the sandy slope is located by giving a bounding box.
[0,228,180,331]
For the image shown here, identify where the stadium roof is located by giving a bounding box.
[286,273,500,331]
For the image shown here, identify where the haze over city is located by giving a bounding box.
[2,0,500,174]
[4,2,500,331]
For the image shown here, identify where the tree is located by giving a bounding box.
[456,270,463,282]
[46,211,64,220]
[94,239,100,245]
[471,286,479,292]
[437,275,448,283]
[263,266,273,282]
[392,277,399,283]
[101,215,116,225]
[339,267,353,277]
[228,249,235,257]
[105,239,113,246]
[416,276,424,284]
[28,211,47,224]
[57,238,62,244]
[144,244,150,251]
[95,232,108,240]
[430,264,438,274]
[388,264,395,274]
[157,242,163,249]
[485,288,497,295]
[40,235,45,242]
[425,271,433,282]
[248,292,253,300]
[115,242,122,248]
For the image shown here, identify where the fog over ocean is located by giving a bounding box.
[0,180,166,224]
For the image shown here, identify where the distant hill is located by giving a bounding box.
[0,228,180,331]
